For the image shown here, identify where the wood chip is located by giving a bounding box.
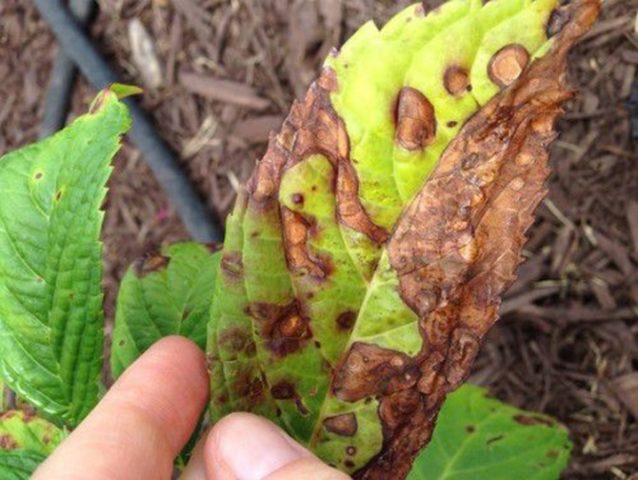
[179,71,271,110]
[611,373,638,419]
[232,115,284,144]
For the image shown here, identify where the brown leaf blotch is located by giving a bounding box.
[220,252,243,280]
[336,311,357,331]
[324,412,358,436]
[281,207,329,278]
[249,301,312,357]
[133,251,170,277]
[395,87,437,151]
[488,44,530,89]
[218,327,255,356]
[444,66,470,96]
[271,381,297,400]
[333,342,416,402]
[0,434,17,450]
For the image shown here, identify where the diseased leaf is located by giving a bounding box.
[0,450,46,480]
[0,410,68,480]
[111,242,221,379]
[0,410,67,455]
[207,1,600,478]
[407,385,571,480]
[0,89,130,426]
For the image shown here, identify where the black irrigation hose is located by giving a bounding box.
[39,0,97,139]
[33,0,223,243]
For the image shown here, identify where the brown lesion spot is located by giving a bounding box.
[249,301,312,357]
[336,311,356,331]
[0,434,18,449]
[218,327,256,357]
[332,342,417,402]
[488,44,530,89]
[394,87,437,151]
[324,412,358,436]
[281,208,329,278]
[270,381,310,415]
[444,66,470,96]
[133,251,170,277]
[220,252,243,280]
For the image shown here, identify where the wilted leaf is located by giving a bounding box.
[0,410,67,479]
[0,89,130,426]
[111,242,221,379]
[208,0,599,477]
[408,385,572,480]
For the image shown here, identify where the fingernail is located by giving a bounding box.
[216,414,307,480]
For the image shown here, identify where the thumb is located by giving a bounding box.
[204,412,350,480]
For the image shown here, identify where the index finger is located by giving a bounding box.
[33,336,209,480]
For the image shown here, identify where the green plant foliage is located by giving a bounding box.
[111,242,221,379]
[0,450,46,480]
[0,89,130,427]
[0,410,68,480]
[408,385,572,480]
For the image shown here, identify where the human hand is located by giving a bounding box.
[33,337,349,480]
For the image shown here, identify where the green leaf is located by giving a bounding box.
[207,0,598,477]
[408,385,572,480]
[0,410,68,480]
[0,89,131,426]
[0,450,46,480]
[112,242,221,379]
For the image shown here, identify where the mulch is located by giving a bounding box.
[1,0,637,477]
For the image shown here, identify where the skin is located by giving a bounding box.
[33,337,348,480]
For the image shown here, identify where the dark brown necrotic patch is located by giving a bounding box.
[218,327,256,357]
[220,252,243,280]
[488,44,530,88]
[249,301,312,357]
[133,251,170,277]
[547,7,571,38]
[332,342,417,403]
[323,412,358,436]
[281,207,329,278]
[444,66,470,96]
[394,87,437,151]
[336,311,356,331]
[271,381,296,399]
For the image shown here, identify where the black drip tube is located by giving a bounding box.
[33,0,223,243]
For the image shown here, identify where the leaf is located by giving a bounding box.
[0,450,46,480]
[407,385,571,480]
[0,410,68,480]
[207,1,600,478]
[111,242,221,379]
[0,410,67,455]
[0,89,131,427]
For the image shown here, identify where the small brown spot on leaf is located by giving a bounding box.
[324,413,358,436]
[395,87,437,151]
[444,66,470,96]
[447,121,458,128]
[271,381,296,400]
[336,311,356,331]
[291,193,304,205]
[466,425,476,433]
[487,435,504,445]
[220,252,243,280]
[345,460,355,469]
[133,251,170,277]
[249,301,312,357]
[55,191,62,201]
[488,44,530,88]
[34,172,43,180]
[346,446,357,456]
[546,449,559,459]
[218,327,254,355]
[0,434,17,450]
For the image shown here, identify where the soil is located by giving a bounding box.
[1,0,637,477]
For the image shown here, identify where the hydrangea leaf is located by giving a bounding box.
[0,89,130,427]
[208,1,600,478]
[0,410,67,455]
[0,450,46,480]
[407,385,572,480]
[111,242,221,379]
[0,410,68,480]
